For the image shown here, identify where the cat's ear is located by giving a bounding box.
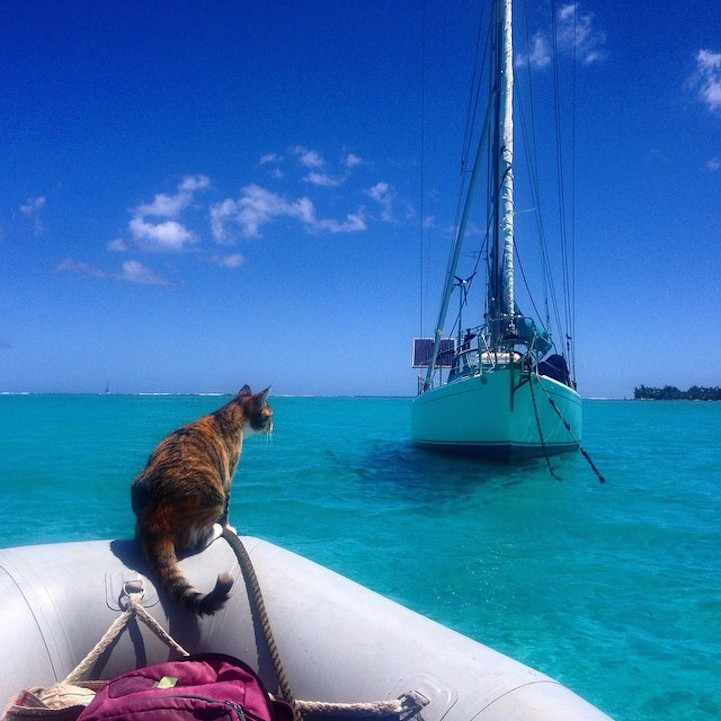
[238,385,252,397]
[255,386,271,406]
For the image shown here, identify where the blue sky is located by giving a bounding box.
[1,1,720,398]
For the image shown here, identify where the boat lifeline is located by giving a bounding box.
[0,534,612,720]
[412,0,582,459]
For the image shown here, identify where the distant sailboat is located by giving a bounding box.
[411,0,582,460]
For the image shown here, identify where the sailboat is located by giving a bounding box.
[411,0,582,460]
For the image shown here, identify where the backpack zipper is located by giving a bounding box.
[223,698,247,721]
[102,692,247,720]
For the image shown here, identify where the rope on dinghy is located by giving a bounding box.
[62,581,190,685]
[222,528,299,720]
[222,529,425,721]
[3,548,423,721]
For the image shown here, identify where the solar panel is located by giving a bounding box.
[412,338,456,368]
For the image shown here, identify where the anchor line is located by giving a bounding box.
[544,395,606,484]
[528,371,559,480]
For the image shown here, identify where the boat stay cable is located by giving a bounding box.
[423,93,495,392]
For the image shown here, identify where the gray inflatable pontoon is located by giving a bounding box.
[0,536,611,720]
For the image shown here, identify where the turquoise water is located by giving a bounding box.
[1,394,719,720]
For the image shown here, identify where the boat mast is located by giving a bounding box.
[500,0,515,337]
[491,0,515,345]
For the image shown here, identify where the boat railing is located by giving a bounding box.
[449,348,480,380]
[447,328,531,381]
[480,349,524,370]
[440,326,554,386]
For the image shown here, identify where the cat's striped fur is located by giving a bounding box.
[131,385,272,615]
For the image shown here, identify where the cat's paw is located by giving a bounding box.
[225,523,238,536]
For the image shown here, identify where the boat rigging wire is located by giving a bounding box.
[570,4,578,379]
[515,91,564,342]
[514,242,555,348]
[550,0,577,380]
[460,5,491,174]
[514,0,578,379]
[423,72,495,391]
[516,0,566,353]
[419,0,427,337]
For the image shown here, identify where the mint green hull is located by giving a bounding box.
[411,367,582,460]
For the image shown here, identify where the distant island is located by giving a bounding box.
[634,385,721,401]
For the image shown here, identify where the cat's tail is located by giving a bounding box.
[144,536,233,616]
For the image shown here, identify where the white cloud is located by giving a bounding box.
[292,146,325,168]
[366,181,395,222]
[107,238,128,252]
[54,256,170,286]
[20,196,46,215]
[304,171,343,187]
[116,260,169,286]
[53,257,106,279]
[210,198,239,244]
[210,184,366,241]
[179,175,210,192]
[518,3,606,69]
[129,217,196,252]
[260,152,285,178]
[558,3,606,65]
[211,253,246,268]
[516,33,551,69]
[260,147,361,185]
[19,195,46,235]
[134,174,209,218]
[706,157,720,171]
[232,185,309,238]
[260,153,282,164]
[313,213,366,233]
[123,174,208,253]
[136,193,184,218]
[695,49,721,112]
[531,34,551,68]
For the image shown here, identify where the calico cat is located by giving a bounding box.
[131,385,272,616]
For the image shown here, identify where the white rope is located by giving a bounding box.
[223,531,425,720]
[62,586,189,684]
[9,568,422,721]
[293,695,417,717]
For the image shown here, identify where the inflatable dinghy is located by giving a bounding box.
[0,535,612,720]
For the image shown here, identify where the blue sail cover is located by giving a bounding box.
[515,315,552,355]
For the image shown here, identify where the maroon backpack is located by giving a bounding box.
[77,654,292,721]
